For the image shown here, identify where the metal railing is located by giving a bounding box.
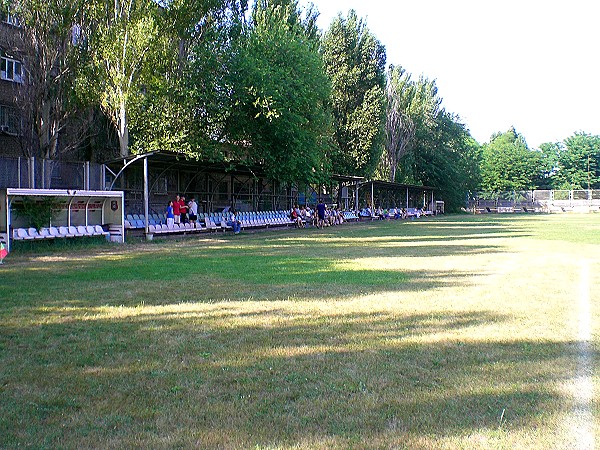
[468,190,600,212]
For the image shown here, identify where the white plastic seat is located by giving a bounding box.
[13,228,29,240]
[77,225,91,236]
[69,226,84,237]
[27,228,44,239]
[17,228,33,240]
[94,225,110,236]
[38,228,55,239]
[58,226,75,238]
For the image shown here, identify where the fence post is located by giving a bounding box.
[101,164,106,190]
[84,161,90,190]
[28,156,35,189]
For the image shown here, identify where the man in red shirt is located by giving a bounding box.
[179,195,188,224]
[173,195,181,224]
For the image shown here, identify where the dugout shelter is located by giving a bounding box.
[0,188,125,252]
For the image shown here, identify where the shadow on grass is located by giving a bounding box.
[0,235,507,308]
[0,308,582,448]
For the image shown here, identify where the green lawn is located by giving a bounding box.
[1,214,598,449]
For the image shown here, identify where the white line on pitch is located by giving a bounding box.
[570,259,594,449]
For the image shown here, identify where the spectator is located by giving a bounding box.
[227,209,241,234]
[188,197,198,224]
[166,201,175,227]
[291,205,303,228]
[173,195,181,224]
[317,199,326,228]
[179,196,188,224]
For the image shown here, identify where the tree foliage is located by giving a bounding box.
[479,127,542,192]
[383,65,441,183]
[556,133,600,189]
[82,0,165,157]
[322,10,386,177]
[225,0,333,183]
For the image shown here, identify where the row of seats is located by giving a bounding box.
[343,211,360,221]
[149,222,204,235]
[126,210,360,233]
[126,214,165,228]
[359,208,434,219]
[12,225,110,241]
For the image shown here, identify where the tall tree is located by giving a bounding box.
[479,127,542,192]
[383,66,441,182]
[553,132,600,189]
[322,10,386,177]
[225,0,333,183]
[84,0,164,158]
[403,112,480,211]
[127,0,248,156]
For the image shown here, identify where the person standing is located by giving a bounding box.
[179,195,188,224]
[317,199,326,229]
[188,197,198,224]
[173,195,181,224]
[166,201,175,227]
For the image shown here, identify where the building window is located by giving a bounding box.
[1,56,23,83]
[0,105,20,135]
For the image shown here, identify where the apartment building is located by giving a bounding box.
[0,10,23,156]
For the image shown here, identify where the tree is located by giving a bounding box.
[383,66,441,182]
[479,127,542,192]
[224,0,333,184]
[551,132,600,190]
[537,141,561,189]
[321,10,386,177]
[126,0,248,157]
[1,0,87,159]
[84,0,164,158]
[383,65,414,182]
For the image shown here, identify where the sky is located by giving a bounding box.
[298,0,600,148]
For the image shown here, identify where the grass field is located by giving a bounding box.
[0,214,598,449]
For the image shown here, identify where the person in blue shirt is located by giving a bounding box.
[227,209,241,234]
[316,199,326,228]
[166,201,175,227]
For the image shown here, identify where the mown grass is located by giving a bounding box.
[0,214,599,449]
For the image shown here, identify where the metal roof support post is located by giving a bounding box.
[143,156,150,238]
[67,195,75,227]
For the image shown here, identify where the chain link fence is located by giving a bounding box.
[468,190,600,213]
[0,156,105,190]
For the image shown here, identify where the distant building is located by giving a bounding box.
[0,10,24,157]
